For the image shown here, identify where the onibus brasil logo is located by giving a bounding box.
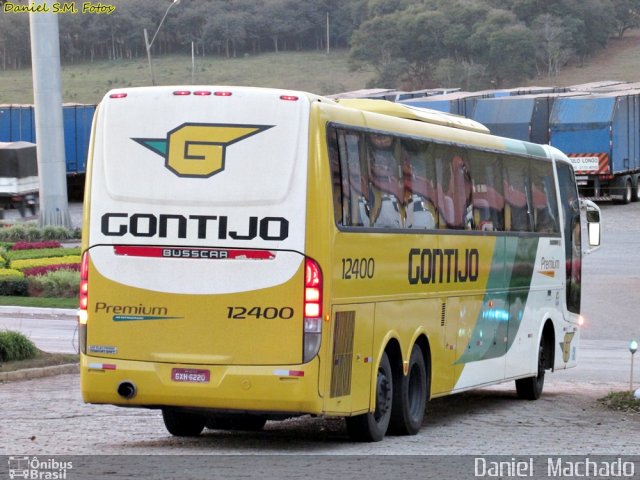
[133,123,273,178]
[8,456,73,479]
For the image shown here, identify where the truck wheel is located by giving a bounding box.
[620,178,633,204]
[388,344,428,435]
[162,408,206,437]
[632,176,640,202]
[515,341,546,400]
[345,352,393,442]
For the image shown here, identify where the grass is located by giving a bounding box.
[599,391,640,414]
[0,296,77,309]
[0,349,78,373]
[0,49,375,104]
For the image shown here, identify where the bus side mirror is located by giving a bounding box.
[582,199,601,250]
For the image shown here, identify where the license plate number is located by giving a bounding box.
[171,368,210,383]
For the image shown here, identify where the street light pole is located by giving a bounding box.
[144,0,180,86]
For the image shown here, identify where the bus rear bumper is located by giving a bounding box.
[80,355,323,415]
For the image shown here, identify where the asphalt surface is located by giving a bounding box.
[0,201,638,478]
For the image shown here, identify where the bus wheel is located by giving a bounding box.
[162,408,206,437]
[345,352,393,442]
[388,345,428,435]
[206,414,267,431]
[515,341,546,400]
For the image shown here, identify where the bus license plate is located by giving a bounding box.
[171,368,210,383]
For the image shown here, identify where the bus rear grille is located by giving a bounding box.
[330,311,355,398]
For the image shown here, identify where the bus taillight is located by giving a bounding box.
[303,258,322,363]
[80,252,89,309]
[78,251,89,354]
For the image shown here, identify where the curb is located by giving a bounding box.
[0,363,79,382]
[0,305,76,320]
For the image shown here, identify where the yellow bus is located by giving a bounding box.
[79,86,601,442]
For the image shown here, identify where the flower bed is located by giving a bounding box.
[11,241,63,251]
[21,264,81,277]
[0,228,81,298]
[10,255,82,272]
[5,247,81,262]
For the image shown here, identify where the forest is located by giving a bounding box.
[1,0,640,90]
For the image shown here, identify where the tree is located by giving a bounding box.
[532,14,574,77]
[613,0,640,37]
[485,24,537,86]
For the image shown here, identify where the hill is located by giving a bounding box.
[1,29,640,105]
[0,50,374,105]
[526,30,640,88]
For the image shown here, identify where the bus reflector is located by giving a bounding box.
[89,363,116,371]
[173,90,191,96]
[109,93,127,99]
[193,91,212,96]
[214,91,233,97]
[273,369,304,377]
[280,95,299,101]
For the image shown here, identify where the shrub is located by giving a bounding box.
[0,276,29,296]
[0,269,24,278]
[42,226,77,241]
[11,241,62,251]
[0,330,38,361]
[0,248,7,269]
[22,264,80,277]
[6,247,81,262]
[27,270,80,298]
[10,255,81,272]
[0,225,79,242]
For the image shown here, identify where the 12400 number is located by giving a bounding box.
[227,306,294,319]
[341,257,375,280]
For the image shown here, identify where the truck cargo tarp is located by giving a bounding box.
[0,141,38,178]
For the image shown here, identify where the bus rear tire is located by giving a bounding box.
[515,342,546,400]
[162,408,206,437]
[345,352,393,442]
[388,344,428,435]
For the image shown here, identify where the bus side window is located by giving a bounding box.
[367,133,403,228]
[557,162,581,313]
[531,162,560,234]
[437,148,473,230]
[401,138,437,230]
[469,152,504,231]
[503,158,532,232]
[327,128,344,225]
[333,129,368,227]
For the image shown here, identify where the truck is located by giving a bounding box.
[0,103,96,199]
[471,92,588,145]
[0,141,39,217]
[549,91,640,203]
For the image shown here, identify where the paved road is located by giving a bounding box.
[0,201,639,478]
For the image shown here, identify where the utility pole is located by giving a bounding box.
[144,0,181,86]
[29,4,71,228]
[326,11,330,55]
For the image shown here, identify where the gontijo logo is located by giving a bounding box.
[133,123,273,178]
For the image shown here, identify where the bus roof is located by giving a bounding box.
[335,98,490,134]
